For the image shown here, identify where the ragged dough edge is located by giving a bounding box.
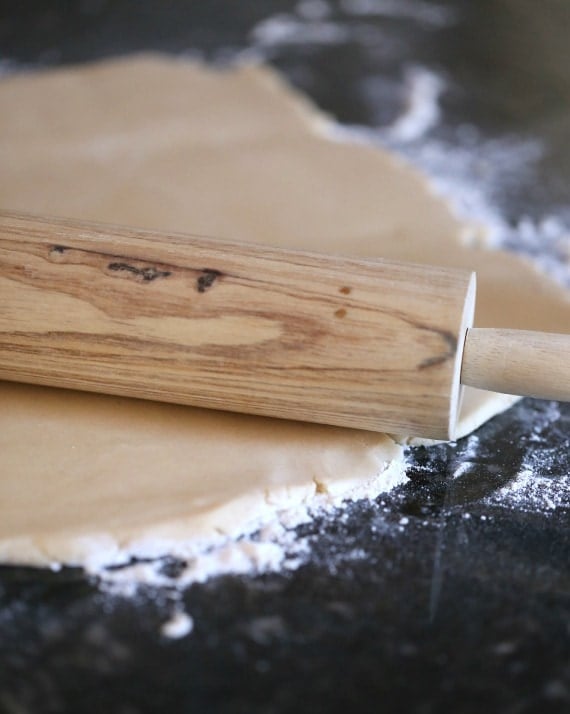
[0,451,405,571]
[0,370,407,575]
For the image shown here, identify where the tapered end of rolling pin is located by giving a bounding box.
[460,328,570,402]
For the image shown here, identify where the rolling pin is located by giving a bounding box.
[0,211,568,440]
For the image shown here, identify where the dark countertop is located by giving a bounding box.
[1,3,569,713]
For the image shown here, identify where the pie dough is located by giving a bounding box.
[0,56,568,568]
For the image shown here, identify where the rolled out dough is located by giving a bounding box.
[0,56,568,568]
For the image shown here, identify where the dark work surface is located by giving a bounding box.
[1,2,569,713]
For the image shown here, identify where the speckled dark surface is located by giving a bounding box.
[1,2,569,713]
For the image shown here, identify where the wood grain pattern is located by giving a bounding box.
[462,328,570,401]
[0,211,476,439]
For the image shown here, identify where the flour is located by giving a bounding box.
[94,459,407,595]
[94,462,412,637]
[327,82,570,289]
[260,0,569,289]
[251,14,348,48]
[321,127,567,289]
[339,0,457,27]
[385,66,443,142]
[160,610,194,639]
[390,136,570,288]
[484,401,570,514]
[488,469,570,513]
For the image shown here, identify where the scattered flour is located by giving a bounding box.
[251,14,349,47]
[487,469,570,513]
[485,402,569,514]
[94,458,406,596]
[385,66,444,143]
[339,0,457,27]
[161,610,194,639]
[326,90,569,289]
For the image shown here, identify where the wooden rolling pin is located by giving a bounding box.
[0,211,568,439]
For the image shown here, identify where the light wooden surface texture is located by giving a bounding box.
[462,328,570,402]
[0,211,476,439]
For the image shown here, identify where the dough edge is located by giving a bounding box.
[0,55,567,570]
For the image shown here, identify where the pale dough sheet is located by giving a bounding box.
[0,56,568,568]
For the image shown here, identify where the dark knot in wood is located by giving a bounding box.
[197,269,222,293]
[417,328,457,369]
[107,262,171,282]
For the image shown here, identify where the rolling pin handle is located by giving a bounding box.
[461,328,570,402]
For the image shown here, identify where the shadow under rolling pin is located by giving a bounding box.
[0,211,568,440]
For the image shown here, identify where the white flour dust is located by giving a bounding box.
[339,0,457,27]
[488,469,570,513]
[94,459,407,597]
[251,14,348,48]
[325,68,570,289]
[385,66,444,142]
[321,125,567,291]
[161,610,194,639]
[485,401,570,514]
